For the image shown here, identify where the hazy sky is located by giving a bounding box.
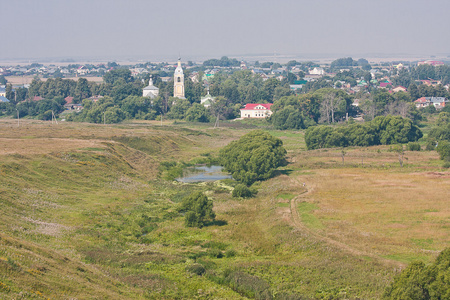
[2,0,450,61]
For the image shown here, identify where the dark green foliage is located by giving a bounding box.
[305,116,423,150]
[219,130,287,185]
[203,56,240,67]
[232,184,255,198]
[271,106,307,130]
[185,103,210,122]
[429,124,450,142]
[407,142,421,151]
[330,57,358,69]
[180,192,215,228]
[383,248,450,300]
[436,141,450,161]
[185,263,206,275]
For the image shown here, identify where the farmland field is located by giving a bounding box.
[0,119,448,299]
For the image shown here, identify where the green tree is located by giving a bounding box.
[75,78,92,101]
[185,103,209,122]
[219,130,286,185]
[383,248,450,300]
[180,192,215,228]
[167,98,191,120]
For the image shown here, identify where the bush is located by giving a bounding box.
[180,192,215,228]
[225,249,237,258]
[207,248,223,259]
[425,141,437,151]
[407,142,421,151]
[232,184,255,198]
[219,130,286,185]
[436,141,450,161]
[185,263,206,276]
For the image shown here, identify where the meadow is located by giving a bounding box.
[0,119,448,299]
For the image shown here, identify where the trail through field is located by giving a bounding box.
[288,176,406,268]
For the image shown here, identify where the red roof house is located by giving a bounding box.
[240,103,273,118]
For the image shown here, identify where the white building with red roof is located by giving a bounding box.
[240,103,273,118]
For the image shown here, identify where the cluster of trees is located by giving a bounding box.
[428,112,450,163]
[269,88,355,130]
[383,248,449,299]
[219,130,286,185]
[0,96,65,120]
[330,57,371,70]
[305,115,423,150]
[207,71,293,104]
[203,56,240,67]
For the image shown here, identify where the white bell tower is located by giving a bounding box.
[173,58,185,98]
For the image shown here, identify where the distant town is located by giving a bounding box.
[0,56,449,124]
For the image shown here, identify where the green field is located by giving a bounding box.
[0,119,448,299]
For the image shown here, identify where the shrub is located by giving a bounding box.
[425,141,437,151]
[180,192,215,228]
[207,248,223,259]
[232,184,255,198]
[436,141,450,161]
[225,249,237,258]
[407,142,421,151]
[185,263,206,276]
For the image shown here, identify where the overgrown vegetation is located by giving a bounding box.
[219,130,287,185]
[0,120,448,299]
[383,248,450,300]
[180,192,216,228]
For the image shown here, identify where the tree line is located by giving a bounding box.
[305,115,423,150]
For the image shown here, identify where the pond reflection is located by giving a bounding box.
[176,165,232,183]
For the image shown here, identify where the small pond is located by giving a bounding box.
[176,165,232,183]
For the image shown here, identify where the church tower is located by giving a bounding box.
[173,58,185,98]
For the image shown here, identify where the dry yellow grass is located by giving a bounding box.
[289,149,450,263]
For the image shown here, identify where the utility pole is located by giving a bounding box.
[16,109,19,127]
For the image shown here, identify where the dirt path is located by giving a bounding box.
[289,176,406,268]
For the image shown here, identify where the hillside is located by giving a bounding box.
[0,120,448,299]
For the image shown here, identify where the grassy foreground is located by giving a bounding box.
[0,119,448,299]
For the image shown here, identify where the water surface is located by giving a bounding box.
[176,165,232,183]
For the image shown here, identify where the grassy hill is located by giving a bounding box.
[0,119,448,299]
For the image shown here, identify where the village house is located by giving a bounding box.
[240,103,273,118]
[414,97,449,109]
[392,86,407,93]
